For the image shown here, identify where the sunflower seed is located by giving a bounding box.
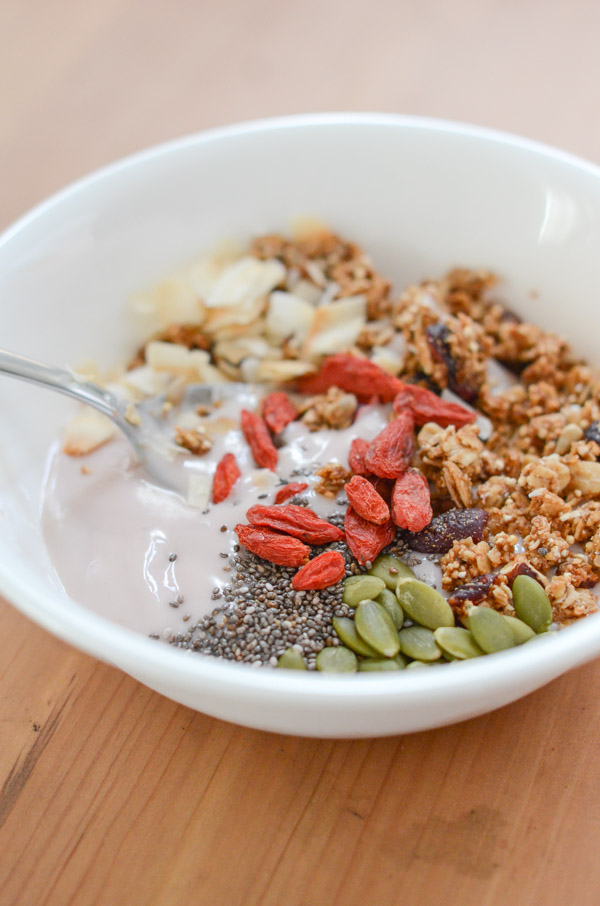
[398,626,443,661]
[316,646,358,672]
[512,575,553,633]
[433,626,484,659]
[342,574,386,607]
[395,577,454,630]
[354,600,400,658]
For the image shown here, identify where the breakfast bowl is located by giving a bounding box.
[2,112,600,738]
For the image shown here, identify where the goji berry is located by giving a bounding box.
[246,504,344,544]
[240,410,278,471]
[365,475,394,505]
[393,384,475,428]
[212,452,241,504]
[348,437,370,475]
[262,392,298,434]
[344,475,390,525]
[390,468,433,532]
[344,506,396,566]
[235,524,309,567]
[275,482,309,504]
[364,411,415,479]
[296,353,403,402]
[292,550,346,590]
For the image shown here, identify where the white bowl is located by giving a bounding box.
[2,113,600,738]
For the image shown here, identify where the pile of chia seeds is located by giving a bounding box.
[167,511,410,669]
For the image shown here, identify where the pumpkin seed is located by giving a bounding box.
[398,625,443,661]
[376,588,404,628]
[332,616,379,658]
[433,627,484,659]
[502,614,536,645]
[368,554,416,589]
[512,575,553,633]
[355,600,400,658]
[358,658,403,672]
[405,659,435,669]
[277,647,307,670]
[395,577,454,629]
[316,646,358,672]
[342,574,386,606]
[467,605,517,653]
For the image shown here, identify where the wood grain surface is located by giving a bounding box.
[2,1,600,903]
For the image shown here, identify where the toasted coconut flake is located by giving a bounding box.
[266,291,316,344]
[119,365,174,399]
[205,257,285,308]
[303,296,367,358]
[255,359,317,382]
[146,342,210,377]
[63,412,117,456]
[203,296,266,335]
[186,473,211,509]
[370,346,404,375]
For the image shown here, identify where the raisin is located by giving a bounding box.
[448,573,498,607]
[585,421,600,448]
[426,322,479,404]
[404,507,489,553]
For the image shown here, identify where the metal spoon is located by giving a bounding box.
[0,348,222,495]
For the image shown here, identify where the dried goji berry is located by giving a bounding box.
[344,506,396,566]
[393,383,475,429]
[262,392,298,434]
[240,409,278,471]
[344,475,390,525]
[364,411,415,479]
[296,353,403,402]
[275,482,309,504]
[212,452,241,504]
[365,475,394,505]
[246,504,344,544]
[348,437,370,475]
[235,524,309,567]
[390,468,433,532]
[292,550,346,590]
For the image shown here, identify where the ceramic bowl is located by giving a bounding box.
[2,113,600,737]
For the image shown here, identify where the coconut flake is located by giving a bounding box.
[205,257,285,308]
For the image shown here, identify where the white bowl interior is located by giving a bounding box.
[2,114,600,736]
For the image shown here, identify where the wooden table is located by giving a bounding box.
[2,1,600,903]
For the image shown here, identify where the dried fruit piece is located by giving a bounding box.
[296,352,403,402]
[274,482,309,504]
[212,452,241,503]
[235,524,309,567]
[262,391,298,434]
[448,573,499,608]
[344,475,390,525]
[405,507,489,553]
[426,322,479,404]
[364,411,415,479]
[344,507,396,566]
[316,646,358,672]
[246,504,344,544]
[391,468,433,532]
[292,550,346,590]
[348,437,370,475]
[240,410,278,471]
[365,475,394,505]
[393,383,476,428]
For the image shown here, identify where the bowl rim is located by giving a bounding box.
[3,110,600,703]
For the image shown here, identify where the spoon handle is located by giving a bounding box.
[0,348,119,419]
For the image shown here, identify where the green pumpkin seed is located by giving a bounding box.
[395,577,454,630]
[368,554,416,589]
[332,616,379,658]
[316,646,358,672]
[405,659,435,669]
[512,575,553,633]
[355,600,400,658]
[358,658,402,672]
[376,588,404,628]
[502,614,536,645]
[433,627,484,659]
[467,605,517,653]
[342,574,386,606]
[398,625,443,661]
[277,647,307,670]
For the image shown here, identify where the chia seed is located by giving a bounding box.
[168,553,177,562]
